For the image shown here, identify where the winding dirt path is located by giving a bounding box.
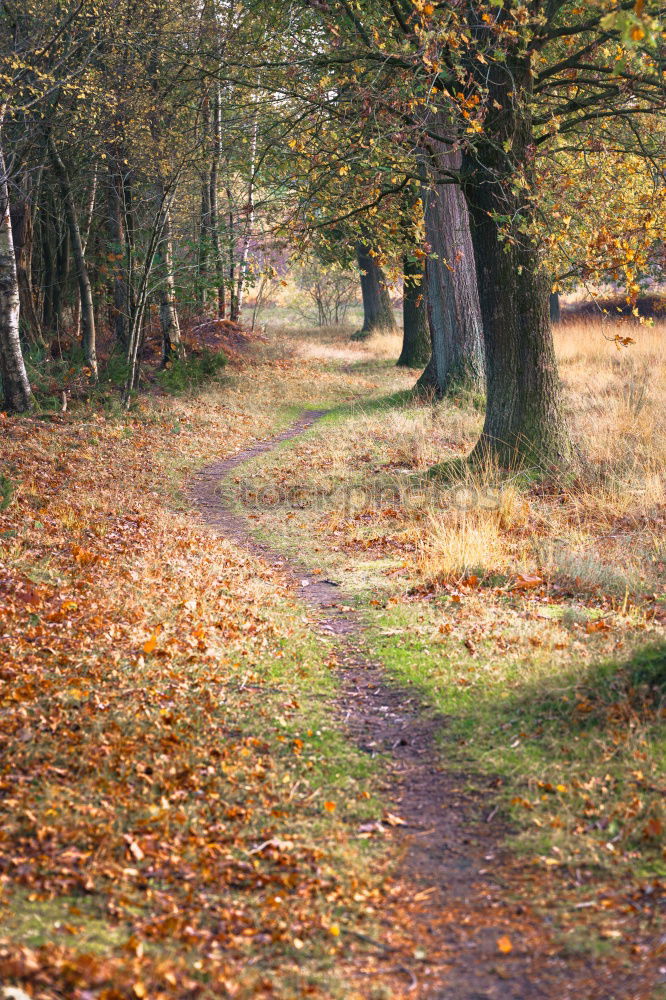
[190,412,652,1000]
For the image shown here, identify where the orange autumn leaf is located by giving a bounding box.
[497,935,513,954]
[323,801,336,812]
[643,816,663,840]
[586,618,611,633]
[143,632,158,654]
[510,573,543,591]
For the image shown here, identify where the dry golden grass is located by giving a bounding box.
[409,319,665,594]
[242,318,665,602]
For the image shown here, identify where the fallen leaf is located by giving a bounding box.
[143,633,158,654]
[586,618,611,633]
[497,935,513,954]
[510,574,543,591]
[643,816,663,840]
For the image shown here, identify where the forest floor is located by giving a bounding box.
[0,319,664,999]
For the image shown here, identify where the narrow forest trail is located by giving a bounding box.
[191,410,654,1000]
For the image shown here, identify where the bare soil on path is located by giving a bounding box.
[191,411,658,1000]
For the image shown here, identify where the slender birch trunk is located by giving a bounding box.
[108,165,129,348]
[209,84,225,318]
[198,95,211,308]
[73,166,97,341]
[123,181,178,403]
[232,102,258,323]
[157,189,183,364]
[0,138,33,412]
[10,169,44,347]
[47,134,97,379]
[226,176,237,319]
[199,177,211,307]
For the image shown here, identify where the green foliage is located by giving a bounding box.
[0,475,15,512]
[100,352,131,388]
[155,350,227,394]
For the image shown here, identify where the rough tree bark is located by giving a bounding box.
[417,146,484,397]
[47,135,97,378]
[462,64,573,469]
[354,239,397,338]
[0,140,33,411]
[397,254,430,368]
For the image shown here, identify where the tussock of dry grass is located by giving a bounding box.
[409,320,665,594]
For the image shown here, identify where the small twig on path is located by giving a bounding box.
[486,804,500,823]
[341,928,400,954]
[397,965,418,991]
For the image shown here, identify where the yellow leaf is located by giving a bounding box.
[324,801,336,812]
[133,983,146,999]
[497,935,513,954]
[329,923,340,936]
[384,812,407,827]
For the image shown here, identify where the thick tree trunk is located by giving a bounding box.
[419,148,484,396]
[10,172,44,347]
[0,143,33,412]
[461,77,573,469]
[48,135,97,378]
[354,240,396,338]
[397,254,430,367]
[157,197,183,364]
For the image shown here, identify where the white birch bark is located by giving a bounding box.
[0,133,33,412]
